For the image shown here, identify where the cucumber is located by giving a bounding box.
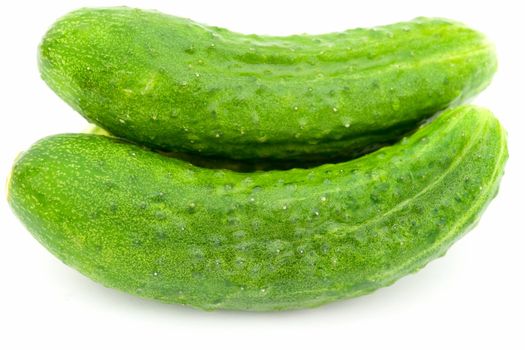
[7,106,507,311]
[39,7,497,160]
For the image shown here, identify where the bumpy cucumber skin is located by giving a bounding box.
[8,106,507,311]
[39,7,497,160]
[86,125,331,171]
[86,125,328,171]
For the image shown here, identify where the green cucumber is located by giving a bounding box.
[39,7,497,160]
[7,106,507,311]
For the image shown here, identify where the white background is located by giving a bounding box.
[1,1,524,349]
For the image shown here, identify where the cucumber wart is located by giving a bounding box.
[7,106,508,311]
[39,7,497,160]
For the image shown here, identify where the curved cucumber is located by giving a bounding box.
[39,7,497,160]
[7,106,507,311]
